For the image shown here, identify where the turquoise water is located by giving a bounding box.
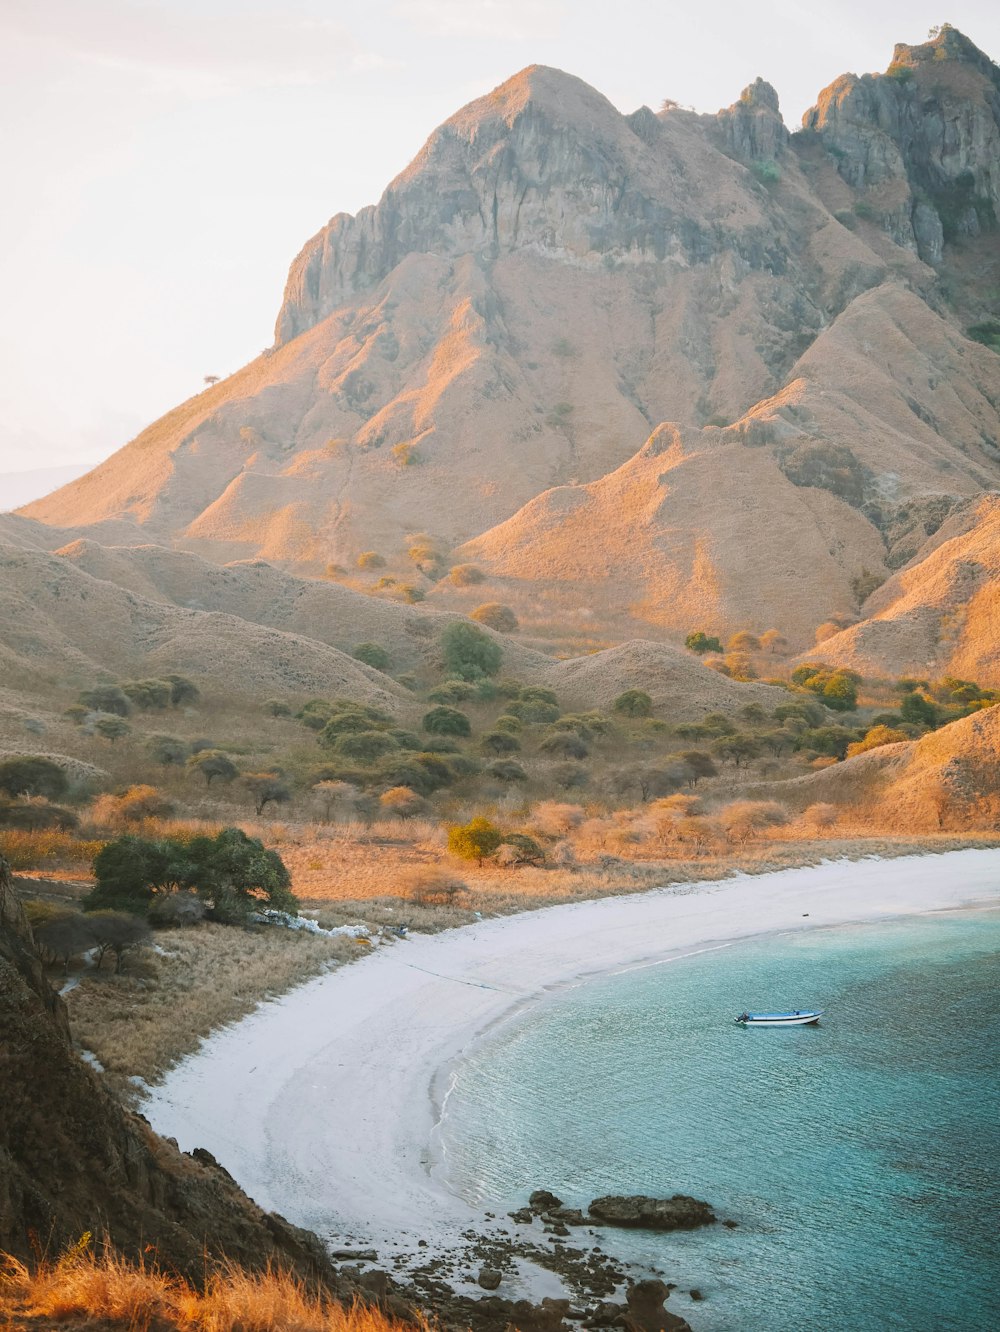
[438,910,1000,1331]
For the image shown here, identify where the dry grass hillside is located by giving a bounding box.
[17,37,1000,668]
[814,494,1000,686]
[0,540,405,707]
[760,705,1000,830]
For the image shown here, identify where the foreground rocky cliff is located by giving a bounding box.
[0,856,338,1280]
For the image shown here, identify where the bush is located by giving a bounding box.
[448,816,502,864]
[121,679,172,711]
[550,762,589,790]
[147,734,190,766]
[530,802,585,839]
[428,680,478,704]
[448,564,485,586]
[263,699,292,717]
[79,685,131,717]
[379,786,427,819]
[685,631,723,654]
[846,724,909,758]
[719,800,788,845]
[406,869,468,906]
[494,714,522,734]
[508,698,560,724]
[899,691,938,728]
[0,799,78,832]
[470,603,519,632]
[0,757,69,801]
[353,643,391,671]
[333,731,401,762]
[163,674,200,707]
[357,551,386,570]
[487,760,528,783]
[441,621,502,681]
[497,833,544,866]
[92,785,176,826]
[613,689,653,718]
[539,732,589,760]
[422,706,472,737]
[481,730,520,755]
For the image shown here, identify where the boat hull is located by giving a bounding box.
[735,1011,822,1026]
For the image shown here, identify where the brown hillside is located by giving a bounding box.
[762,706,1000,830]
[815,495,1000,686]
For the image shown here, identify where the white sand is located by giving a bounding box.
[145,850,1000,1276]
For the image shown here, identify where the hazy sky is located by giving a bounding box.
[2,0,998,474]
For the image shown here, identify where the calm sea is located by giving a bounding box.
[437,908,1000,1331]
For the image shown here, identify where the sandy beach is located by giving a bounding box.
[144,849,1000,1283]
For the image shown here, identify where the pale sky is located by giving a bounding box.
[1,0,997,474]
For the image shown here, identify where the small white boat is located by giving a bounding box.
[735,1009,823,1026]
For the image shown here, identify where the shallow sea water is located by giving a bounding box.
[437,908,1000,1331]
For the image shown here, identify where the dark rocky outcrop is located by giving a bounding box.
[588,1195,717,1231]
[624,1279,693,1332]
[0,857,339,1284]
[803,26,1000,262]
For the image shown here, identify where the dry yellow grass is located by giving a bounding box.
[65,923,356,1097]
[0,1241,418,1332]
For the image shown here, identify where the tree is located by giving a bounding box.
[243,772,292,816]
[92,784,175,826]
[0,757,68,800]
[487,760,528,783]
[900,691,938,728]
[846,725,909,758]
[678,751,717,785]
[422,706,472,738]
[203,374,220,386]
[726,631,760,653]
[441,621,502,681]
[539,732,589,760]
[32,910,95,972]
[613,689,653,719]
[353,643,390,671]
[147,734,189,766]
[685,631,723,654]
[163,674,200,707]
[334,730,401,762]
[470,603,519,633]
[448,816,502,865]
[196,827,297,922]
[0,798,78,831]
[263,699,292,717]
[379,786,427,819]
[481,730,520,755]
[187,750,238,786]
[310,779,359,822]
[79,684,131,716]
[719,800,788,847]
[497,833,544,866]
[405,869,468,906]
[121,679,172,710]
[711,734,763,767]
[95,716,131,743]
[87,910,152,973]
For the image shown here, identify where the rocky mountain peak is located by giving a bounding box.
[716,77,787,163]
[803,26,1000,264]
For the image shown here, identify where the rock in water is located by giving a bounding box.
[624,1279,692,1332]
[588,1194,717,1231]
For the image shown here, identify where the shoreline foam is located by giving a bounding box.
[143,849,1000,1292]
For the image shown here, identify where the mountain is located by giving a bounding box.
[13,26,1000,672]
[0,463,94,512]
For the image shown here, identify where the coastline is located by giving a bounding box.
[144,848,1000,1296]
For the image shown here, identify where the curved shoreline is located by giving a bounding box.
[144,849,1000,1281]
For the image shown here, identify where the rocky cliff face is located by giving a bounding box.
[0,857,338,1279]
[276,65,784,344]
[804,25,1000,263]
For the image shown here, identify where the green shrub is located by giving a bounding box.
[422,706,472,737]
[353,643,391,671]
[613,689,653,718]
[448,817,502,864]
[685,631,723,655]
[441,621,502,681]
[470,603,519,632]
